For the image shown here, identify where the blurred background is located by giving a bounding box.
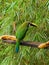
[0,0,49,65]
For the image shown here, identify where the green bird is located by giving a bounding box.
[16,22,37,52]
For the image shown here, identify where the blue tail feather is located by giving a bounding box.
[16,47,19,52]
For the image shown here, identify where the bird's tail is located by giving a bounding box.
[16,41,20,52]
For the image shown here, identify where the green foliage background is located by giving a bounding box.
[0,0,49,65]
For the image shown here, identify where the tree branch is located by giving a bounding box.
[2,39,49,49]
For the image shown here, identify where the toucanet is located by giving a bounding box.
[16,22,37,52]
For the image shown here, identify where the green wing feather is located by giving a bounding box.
[16,22,28,40]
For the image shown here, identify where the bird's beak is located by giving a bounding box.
[29,22,37,27]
